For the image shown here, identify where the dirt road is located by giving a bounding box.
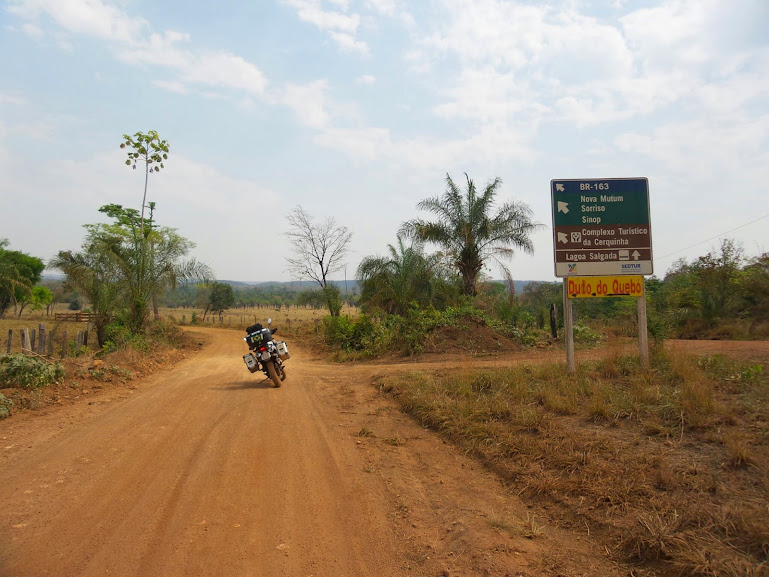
[9,329,754,576]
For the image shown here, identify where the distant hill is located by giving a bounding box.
[219,279,361,293]
[220,279,553,294]
[45,273,552,295]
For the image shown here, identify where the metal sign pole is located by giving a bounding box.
[563,279,575,373]
[638,279,649,369]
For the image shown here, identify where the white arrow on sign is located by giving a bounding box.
[556,183,565,192]
[557,232,568,244]
[557,201,569,214]
[632,250,641,260]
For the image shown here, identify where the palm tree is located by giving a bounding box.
[401,173,541,296]
[100,224,212,333]
[49,247,121,347]
[357,236,439,315]
[54,206,212,337]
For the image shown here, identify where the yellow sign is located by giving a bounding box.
[567,275,644,298]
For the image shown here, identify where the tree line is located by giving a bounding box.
[286,174,768,341]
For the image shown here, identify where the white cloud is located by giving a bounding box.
[329,31,369,55]
[153,80,188,94]
[282,0,359,33]
[9,3,269,98]
[7,0,146,43]
[355,74,376,84]
[315,121,540,170]
[20,22,44,40]
[117,31,269,96]
[0,91,26,106]
[615,116,769,179]
[281,80,332,129]
[280,0,368,54]
[365,0,415,28]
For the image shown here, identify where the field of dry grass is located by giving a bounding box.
[161,304,358,336]
[0,304,359,354]
[377,344,769,576]
[0,307,96,356]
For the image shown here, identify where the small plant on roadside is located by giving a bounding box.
[108,365,134,379]
[0,393,12,418]
[68,341,90,357]
[385,435,407,446]
[88,368,107,381]
[488,514,516,536]
[520,512,545,539]
[356,426,374,437]
[573,322,603,345]
[725,434,756,469]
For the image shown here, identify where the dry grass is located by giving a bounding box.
[161,304,358,337]
[379,346,769,575]
[0,309,97,356]
[1,304,350,356]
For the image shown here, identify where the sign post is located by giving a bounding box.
[551,178,653,371]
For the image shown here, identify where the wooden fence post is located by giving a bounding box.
[6,329,11,354]
[20,328,30,352]
[47,330,54,356]
[30,329,37,352]
[61,331,68,358]
[38,324,47,355]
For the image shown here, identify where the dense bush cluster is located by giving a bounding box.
[322,303,535,357]
[0,354,65,389]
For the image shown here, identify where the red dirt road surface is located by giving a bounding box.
[4,329,765,576]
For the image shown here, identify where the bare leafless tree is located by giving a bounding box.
[285,206,352,315]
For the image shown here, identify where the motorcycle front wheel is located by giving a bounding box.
[264,359,281,388]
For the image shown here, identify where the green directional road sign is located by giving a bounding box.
[551,178,653,277]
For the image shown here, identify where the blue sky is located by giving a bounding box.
[1,0,768,283]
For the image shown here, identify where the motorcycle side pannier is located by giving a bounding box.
[276,341,290,360]
[243,352,259,373]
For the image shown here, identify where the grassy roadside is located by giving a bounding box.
[376,345,769,576]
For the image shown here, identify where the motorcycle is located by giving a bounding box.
[242,318,290,387]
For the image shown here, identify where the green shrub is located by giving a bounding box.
[573,322,603,345]
[0,354,65,389]
[323,314,389,354]
[0,393,12,418]
[102,322,132,353]
[322,302,542,358]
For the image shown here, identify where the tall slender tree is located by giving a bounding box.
[401,173,541,296]
[120,131,169,236]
